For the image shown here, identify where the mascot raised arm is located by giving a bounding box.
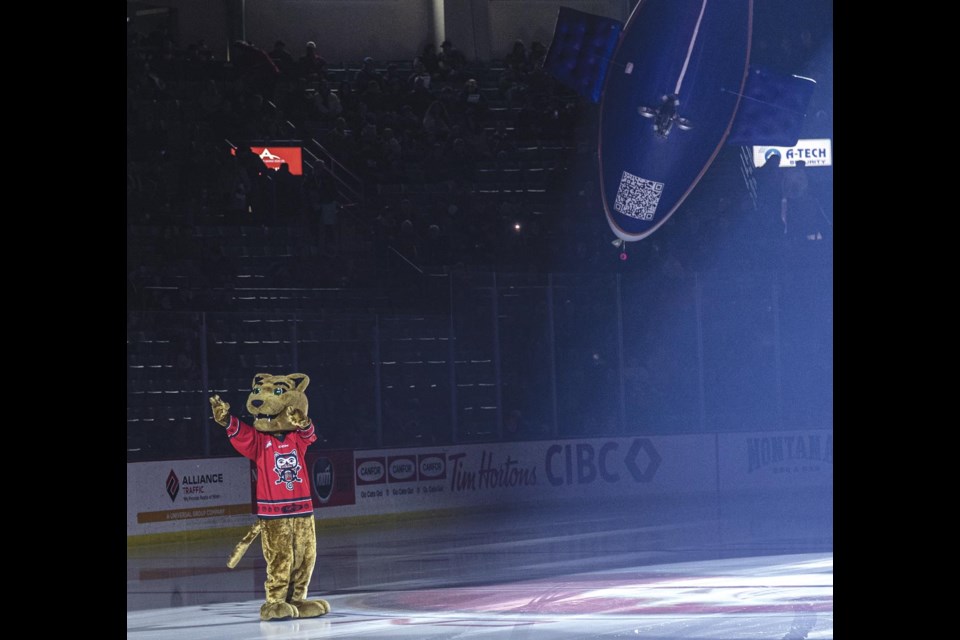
[209,373,330,621]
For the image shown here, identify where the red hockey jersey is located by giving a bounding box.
[225,415,317,518]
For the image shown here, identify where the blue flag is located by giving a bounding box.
[726,66,817,147]
[543,6,622,104]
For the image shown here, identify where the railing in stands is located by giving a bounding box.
[306,139,364,206]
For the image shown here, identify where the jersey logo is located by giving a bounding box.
[273,451,303,490]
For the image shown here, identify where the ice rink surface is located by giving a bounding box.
[128,491,832,639]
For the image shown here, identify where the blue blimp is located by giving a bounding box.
[544,1,816,242]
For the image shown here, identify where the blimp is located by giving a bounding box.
[544,1,817,242]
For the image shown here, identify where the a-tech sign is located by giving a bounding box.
[352,435,716,509]
[753,138,833,168]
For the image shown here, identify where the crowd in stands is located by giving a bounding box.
[127,9,833,314]
[127,9,833,460]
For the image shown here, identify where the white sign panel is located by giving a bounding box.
[716,430,833,492]
[127,457,254,537]
[351,435,717,514]
[753,138,833,168]
[128,433,832,540]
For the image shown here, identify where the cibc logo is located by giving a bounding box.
[166,469,180,502]
[418,454,446,480]
[313,457,335,503]
[356,458,386,485]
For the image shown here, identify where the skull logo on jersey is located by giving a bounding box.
[273,451,303,490]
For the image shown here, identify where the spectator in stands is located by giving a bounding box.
[407,57,432,91]
[298,41,327,79]
[423,99,451,143]
[498,59,529,107]
[395,103,422,135]
[356,120,384,177]
[781,162,828,244]
[437,40,467,81]
[226,178,250,218]
[235,92,270,138]
[419,42,441,78]
[321,116,352,164]
[529,41,548,68]
[198,79,225,120]
[380,127,403,176]
[305,171,341,255]
[274,162,304,220]
[354,57,384,93]
[443,137,476,182]
[515,92,542,139]
[269,40,295,77]
[454,121,493,161]
[229,40,280,100]
[336,78,360,114]
[310,80,343,123]
[505,40,529,70]
[279,76,308,120]
[454,78,488,130]
[233,145,272,217]
[524,45,552,94]
[397,198,418,228]
[358,78,386,113]
[377,75,406,114]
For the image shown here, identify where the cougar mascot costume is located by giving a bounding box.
[209,373,331,621]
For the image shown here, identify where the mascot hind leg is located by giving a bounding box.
[260,519,301,620]
[260,517,330,621]
[286,517,330,618]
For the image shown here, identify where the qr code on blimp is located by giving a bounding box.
[614,171,664,221]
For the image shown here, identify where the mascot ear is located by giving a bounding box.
[252,373,271,388]
[288,374,310,393]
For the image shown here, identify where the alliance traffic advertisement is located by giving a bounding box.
[127,457,253,536]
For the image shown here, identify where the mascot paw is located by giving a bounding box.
[290,599,330,618]
[208,395,231,427]
[285,406,311,430]
[260,601,299,621]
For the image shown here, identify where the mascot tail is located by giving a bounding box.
[227,521,262,569]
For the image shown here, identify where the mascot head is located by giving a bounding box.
[246,373,310,433]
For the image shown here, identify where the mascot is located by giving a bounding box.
[209,373,331,621]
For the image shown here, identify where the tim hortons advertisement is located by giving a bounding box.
[352,435,717,513]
